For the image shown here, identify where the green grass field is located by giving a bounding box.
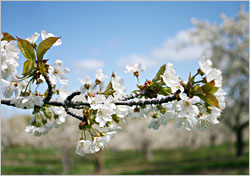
[2,143,249,175]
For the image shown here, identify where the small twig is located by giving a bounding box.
[64,99,84,121]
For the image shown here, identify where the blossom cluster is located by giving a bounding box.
[1,31,69,136]
[1,31,226,157]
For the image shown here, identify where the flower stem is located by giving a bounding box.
[91,83,97,93]
[81,130,84,139]
[136,76,140,84]
[194,80,203,84]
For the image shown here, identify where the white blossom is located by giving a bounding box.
[178,93,200,117]
[48,60,70,85]
[41,30,62,46]
[148,118,161,130]
[96,104,115,127]
[198,57,223,87]
[75,140,93,156]
[18,79,28,92]
[196,106,221,131]
[1,39,19,80]
[26,32,40,44]
[52,106,68,125]
[160,109,176,126]
[111,76,126,98]
[214,88,226,110]
[89,95,116,127]
[175,93,200,130]
[127,105,149,119]
[115,105,133,119]
[125,63,146,74]
[198,56,213,74]
[161,63,184,93]
[105,124,122,132]
[176,115,198,131]
[75,131,116,157]
[95,69,108,82]
[25,125,36,133]
[88,94,106,110]
[206,68,223,87]
[11,95,44,109]
[78,76,92,94]
[1,79,18,98]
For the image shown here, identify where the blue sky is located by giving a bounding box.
[1,1,249,118]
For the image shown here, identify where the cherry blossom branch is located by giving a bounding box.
[42,74,53,103]
[119,92,141,101]
[1,93,178,109]
[1,72,180,122]
[1,91,178,122]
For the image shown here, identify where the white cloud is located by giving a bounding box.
[74,59,104,71]
[118,54,158,70]
[117,28,206,69]
[151,28,205,60]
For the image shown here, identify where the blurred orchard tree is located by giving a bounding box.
[188,6,249,157]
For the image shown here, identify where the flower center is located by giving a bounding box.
[54,69,59,75]
[184,101,190,106]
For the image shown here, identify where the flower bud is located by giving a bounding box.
[133,71,139,77]
[198,68,204,76]
[84,83,90,90]
[134,106,140,112]
[32,43,37,49]
[79,121,86,130]
[152,113,159,119]
[38,78,44,84]
[207,106,213,114]
[100,131,105,136]
[202,77,207,83]
[95,79,101,84]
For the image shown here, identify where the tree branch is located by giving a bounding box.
[42,74,53,104]
[240,120,249,130]
[1,73,179,121]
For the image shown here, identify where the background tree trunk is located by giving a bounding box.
[94,151,104,174]
[235,127,243,157]
[142,140,153,162]
[61,150,73,175]
[209,134,217,148]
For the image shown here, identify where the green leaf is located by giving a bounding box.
[192,85,200,92]
[104,79,112,93]
[112,114,120,124]
[193,86,206,96]
[22,60,36,76]
[132,90,140,93]
[37,37,60,61]
[201,80,219,94]
[209,87,219,94]
[43,107,52,120]
[38,61,47,75]
[17,37,36,60]
[1,32,16,41]
[158,87,171,96]
[103,76,115,97]
[200,93,220,109]
[54,114,59,120]
[103,89,115,97]
[152,64,166,82]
